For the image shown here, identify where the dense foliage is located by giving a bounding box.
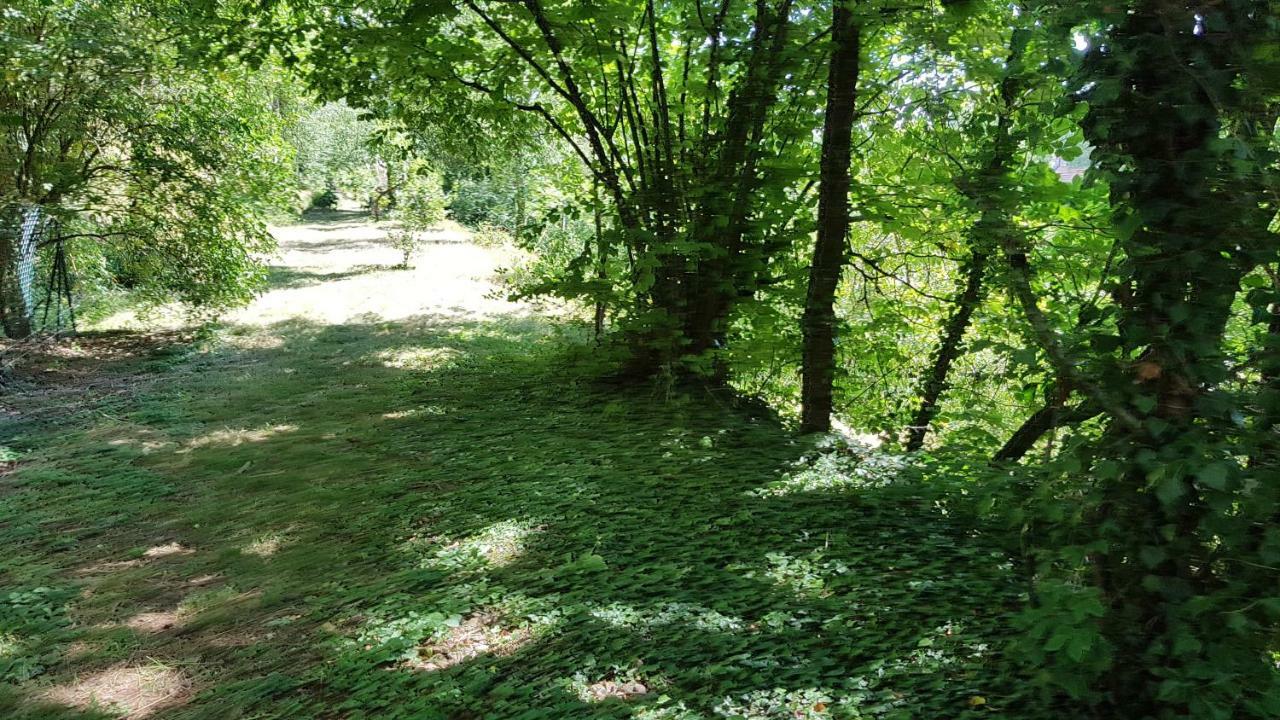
[0,0,296,333]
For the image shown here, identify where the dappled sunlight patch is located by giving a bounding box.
[752,440,908,497]
[588,602,745,633]
[381,404,448,420]
[103,428,174,454]
[739,550,847,598]
[123,610,181,634]
[581,678,652,703]
[76,558,144,576]
[242,531,289,558]
[44,663,191,718]
[143,542,193,559]
[371,346,461,371]
[562,667,656,704]
[408,609,534,672]
[179,423,298,452]
[0,631,19,652]
[713,687,840,719]
[884,621,990,676]
[415,520,542,570]
[0,632,23,660]
[221,331,285,350]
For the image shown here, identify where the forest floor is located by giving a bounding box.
[0,212,1045,719]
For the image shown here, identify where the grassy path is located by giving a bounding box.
[1,214,1041,719]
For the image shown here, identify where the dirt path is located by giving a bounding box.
[243,212,524,325]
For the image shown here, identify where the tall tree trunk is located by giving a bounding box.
[593,181,607,344]
[904,249,988,450]
[800,3,861,432]
[680,0,794,372]
[1065,5,1276,714]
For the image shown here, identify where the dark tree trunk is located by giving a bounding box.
[904,249,988,450]
[593,182,607,344]
[800,4,861,433]
[1067,6,1276,715]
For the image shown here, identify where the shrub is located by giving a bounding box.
[309,187,338,210]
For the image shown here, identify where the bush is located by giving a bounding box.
[388,167,445,269]
[388,230,418,269]
[448,177,512,229]
[395,170,446,231]
[309,187,338,210]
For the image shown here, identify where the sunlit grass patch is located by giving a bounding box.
[142,543,192,559]
[43,662,191,718]
[752,443,909,497]
[180,423,298,452]
[409,609,536,672]
[381,405,448,420]
[371,346,461,370]
[0,215,1038,720]
[242,531,290,558]
[423,520,543,570]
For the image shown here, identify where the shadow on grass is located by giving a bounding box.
[295,208,371,226]
[0,310,1044,720]
[264,264,399,290]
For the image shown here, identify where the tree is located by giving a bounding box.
[0,0,292,334]
[1014,1,1280,715]
[206,0,824,378]
[800,1,862,433]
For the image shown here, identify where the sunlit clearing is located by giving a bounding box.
[180,423,297,452]
[45,663,191,718]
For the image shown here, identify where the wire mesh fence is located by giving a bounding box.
[1,204,75,338]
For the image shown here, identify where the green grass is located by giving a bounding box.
[1,292,1053,718]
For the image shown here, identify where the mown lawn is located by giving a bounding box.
[2,230,1053,720]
